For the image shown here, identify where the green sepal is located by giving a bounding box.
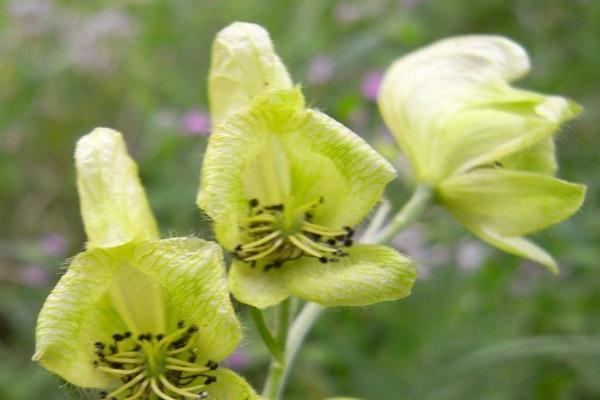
[33,248,124,388]
[209,21,293,127]
[464,224,558,274]
[198,88,396,250]
[76,128,159,249]
[438,169,586,237]
[34,238,240,387]
[378,35,580,184]
[205,368,262,400]
[133,238,241,362]
[229,245,416,309]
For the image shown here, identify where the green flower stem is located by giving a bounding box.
[261,299,292,399]
[251,307,283,363]
[367,184,433,245]
[260,185,432,399]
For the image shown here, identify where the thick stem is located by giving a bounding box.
[261,299,292,399]
[366,184,432,245]
[250,307,283,363]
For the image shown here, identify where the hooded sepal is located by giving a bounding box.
[378,35,580,183]
[76,128,159,249]
[209,22,293,127]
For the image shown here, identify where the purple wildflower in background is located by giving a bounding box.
[20,265,50,287]
[181,109,210,136]
[39,233,67,257]
[225,349,249,371]
[360,70,383,101]
[306,55,335,85]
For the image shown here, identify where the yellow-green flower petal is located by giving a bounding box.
[285,245,416,307]
[198,89,395,250]
[499,137,557,175]
[133,237,241,362]
[229,245,416,308]
[76,128,159,248]
[378,35,579,183]
[34,249,123,388]
[204,368,262,400]
[465,224,558,274]
[229,260,290,309]
[209,22,293,127]
[438,169,586,237]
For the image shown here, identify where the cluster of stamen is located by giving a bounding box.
[234,197,355,271]
[93,321,217,400]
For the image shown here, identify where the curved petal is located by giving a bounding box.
[378,35,579,183]
[204,368,261,400]
[76,128,159,248]
[209,22,293,127]
[286,245,416,307]
[465,224,558,273]
[229,259,290,309]
[34,249,123,388]
[133,238,241,362]
[198,89,395,249]
[499,137,557,175]
[438,169,586,237]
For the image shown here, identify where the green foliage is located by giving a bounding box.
[1,0,599,399]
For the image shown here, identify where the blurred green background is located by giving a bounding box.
[1,0,599,399]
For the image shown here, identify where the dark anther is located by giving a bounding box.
[137,334,146,341]
[188,355,197,363]
[123,332,131,339]
[343,226,355,235]
[109,345,116,354]
[199,392,208,399]
[113,334,124,341]
[249,198,259,208]
[156,334,164,341]
[99,391,107,399]
[94,342,105,349]
[494,161,504,167]
[344,239,353,247]
[265,204,284,211]
[205,375,217,385]
[235,244,242,251]
[206,360,219,370]
[327,239,336,245]
[305,212,313,220]
[188,325,199,334]
[319,257,328,264]
[178,320,185,328]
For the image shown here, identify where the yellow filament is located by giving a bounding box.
[97,365,142,376]
[105,372,146,398]
[241,230,281,250]
[302,222,347,236]
[150,378,178,400]
[288,235,323,258]
[297,233,339,253]
[159,375,203,399]
[243,238,284,261]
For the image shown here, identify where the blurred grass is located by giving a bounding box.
[0,0,599,399]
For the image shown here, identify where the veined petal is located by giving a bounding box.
[438,169,586,237]
[204,368,262,400]
[198,89,395,249]
[378,35,579,183]
[133,238,241,362]
[209,21,293,127]
[465,224,558,273]
[34,249,124,388]
[76,128,159,248]
[229,259,290,309]
[285,245,416,307]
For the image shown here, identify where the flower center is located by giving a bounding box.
[234,197,354,270]
[94,321,218,399]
